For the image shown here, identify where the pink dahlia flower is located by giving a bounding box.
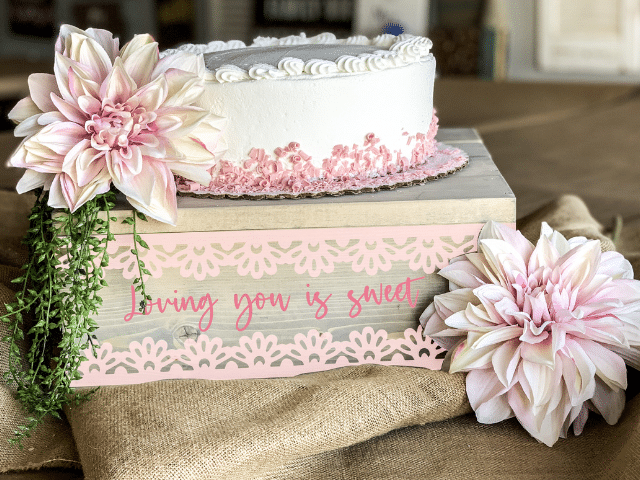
[421,221,640,446]
[8,25,226,225]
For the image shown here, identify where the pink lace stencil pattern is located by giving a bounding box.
[103,225,481,281]
[176,114,468,196]
[75,326,445,386]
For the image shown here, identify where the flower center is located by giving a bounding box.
[85,101,157,152]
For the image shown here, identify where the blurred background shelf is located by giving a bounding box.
[3,0,640,82]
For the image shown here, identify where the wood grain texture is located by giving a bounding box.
[94,222,484,349]
[95,262,449,348]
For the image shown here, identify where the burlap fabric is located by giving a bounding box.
[0,242,81,473]
[1,195,639,479]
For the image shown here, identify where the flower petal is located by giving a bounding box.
[163,69,204,107]
[9,97,41,123]
[48,171,111,212]
[507,384,566,447]
[520,336,554,368]
[570,404,589,436]
[449,333,497,373]
[54,53,96,102]
[439,258,489,290]
[62,139,107,187]
[133,74,167,112]
[421,303,465,351]
[564,339,597,399]
[528,233,560,275]
[467,369,513,423]
[46,174,69,209]
[109,153,157,206]
[433,288,479,320]
[164,161,212,185]
[13,114,43,138]
[100,57,137,104]
[30,122,87,156]
[37,111,67,126]
[473,284,516,324]
[186,114,228,157]
[67,32,113,81]
[557,240,601,290]
[588,376,626,425]
[522,360,555,407]
[28,73,59,112]
[480,221,534,262]
[121,37,159,86]
[473,325,523,349]
[125,161,178,225]
[57,25,119,62]
[68,67,100,99]
[169,136,218,163]
[540,221,572,255]
[50,93,87,124]
[464,252,502,285]
[15,169,50,194]
[480,238,528,287]
[445,304,493,331]
[154,106,209,138]
[597,251,634,280]
[152,51,205,78]
[574,338,627,390]
[85,28,119,61]
[492,340,521,387]
[76,95,102,115]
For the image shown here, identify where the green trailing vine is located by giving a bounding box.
[122,211,153,312]
[1,189,151,446]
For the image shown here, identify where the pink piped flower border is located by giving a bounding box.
[175,114,469,197]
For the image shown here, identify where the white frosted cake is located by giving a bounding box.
[165,33,467,197]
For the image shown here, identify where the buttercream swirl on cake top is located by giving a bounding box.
[162,32,433,83]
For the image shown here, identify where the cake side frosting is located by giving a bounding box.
[177,113,439,195]
[169,33,440,196]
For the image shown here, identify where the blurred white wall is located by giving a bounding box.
[507,0,640,83]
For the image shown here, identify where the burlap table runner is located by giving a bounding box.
[1,195,639,479]
[0,242,81,473]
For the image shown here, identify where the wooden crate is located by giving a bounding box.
[73,128,515,386]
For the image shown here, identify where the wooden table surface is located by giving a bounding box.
[434,78,640,228]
